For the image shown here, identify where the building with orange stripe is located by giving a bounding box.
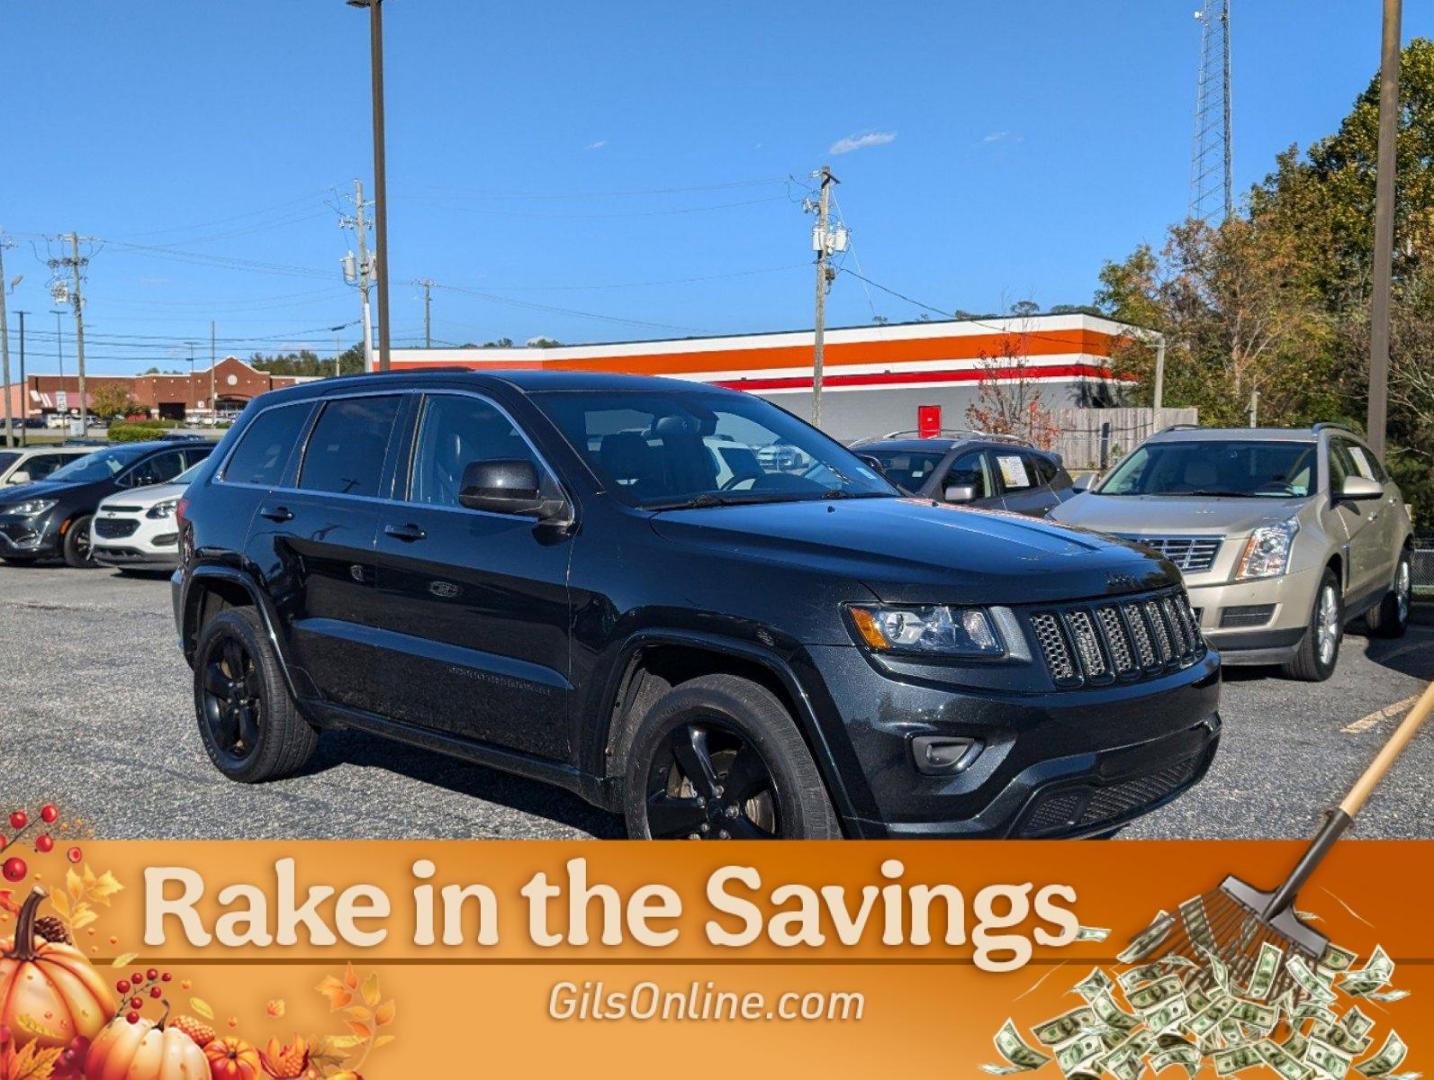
[391,313,1137,442]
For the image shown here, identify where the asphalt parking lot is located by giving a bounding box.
[1,565,1431,840]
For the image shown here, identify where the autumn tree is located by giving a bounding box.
[89,382,138,419]
[964,327,1061,449]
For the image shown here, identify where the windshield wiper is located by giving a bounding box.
[1168,489,1262,498]
[643,492,737,511]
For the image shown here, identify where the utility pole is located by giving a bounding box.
[49,235,91,435]
[347,0,391,371]
[1151,333,1168,414]
[210,320,217,421]
[336,333,343,378]
[341,180,376,372]
[16,311,26,447]
[1368,0,1401,459]
[416,278,435,349]
[808,165,840,428]
[0,234,14,448]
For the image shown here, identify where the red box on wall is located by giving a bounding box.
[917,404,942,438]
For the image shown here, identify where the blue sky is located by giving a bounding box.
[1,1,1428,375]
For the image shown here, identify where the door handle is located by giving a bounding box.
[384,522,427,542]
[259,505,294,523]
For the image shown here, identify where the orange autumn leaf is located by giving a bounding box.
[342,963,359,990]
[345,1020,372,1040]
[266,999,286,1019]
[360,973,381,1008]
[316,976,353,1011]
[373,1000,396,1027]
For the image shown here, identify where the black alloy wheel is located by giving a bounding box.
[199,634,264,769]
[644,720,780,840]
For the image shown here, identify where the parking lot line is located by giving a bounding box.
[1342,692,1421,735]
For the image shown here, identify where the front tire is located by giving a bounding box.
[623,674,841,840]
[193,607,318,782]
[1283,568,1342,682]
[1365,550,1412,639]
[62,515,96,568]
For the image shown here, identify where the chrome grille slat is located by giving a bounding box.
[1029,588,1204,688]
[1161,597,1188,655]
[1030,613,1075,682]
[1064,610,1107,677]
[1123,603,1156,667]
[1118,535,1222,574]
[1143,600,1173,661]
[1097,607,1135,672]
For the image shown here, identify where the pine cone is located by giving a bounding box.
[33,915,70,944]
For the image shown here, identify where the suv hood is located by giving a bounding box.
[100,480,188,509]
[649,497,1179,605]
[1049,492,1305,538]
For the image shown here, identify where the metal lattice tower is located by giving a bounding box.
[1189,0,1233,223]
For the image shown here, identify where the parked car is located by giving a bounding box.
[0,440,215,567]
[92,463,202,574]
[0,446,94,487]
[173,371,1221,840]
[850,429,1076,516]
[1048,424,1412,681]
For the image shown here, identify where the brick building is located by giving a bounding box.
[2,356,314,422]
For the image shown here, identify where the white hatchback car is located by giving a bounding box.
[92,463,199,573]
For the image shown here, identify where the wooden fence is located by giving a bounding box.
[1047,407,1199,471]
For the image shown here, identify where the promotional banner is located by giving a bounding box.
[0,826,1427,1078]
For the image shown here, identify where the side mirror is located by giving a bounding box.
[8,470,30,485]
[944,484,978,503]
[1340,475,1383,500]
[459,459,563,519]
[855,453,886,475]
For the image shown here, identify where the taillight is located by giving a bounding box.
[175,497,189,531]
[176,497,192,564]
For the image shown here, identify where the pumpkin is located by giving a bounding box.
[204,1036,261,1080]
[84,1014,209,1080]
[0,887,115,1050]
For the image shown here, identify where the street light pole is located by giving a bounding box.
[348,0,392,372]
[1367,0,1401,459]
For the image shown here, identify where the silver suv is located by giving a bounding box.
[1049,424,1412,680]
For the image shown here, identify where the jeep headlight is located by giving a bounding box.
[5,498,57,517]
[848,604,1005,657]
[146,499,180,520]
[1235,520,1299,580]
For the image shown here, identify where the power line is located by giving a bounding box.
[399,176,794,201]
[431,282,709,335]
[393,193,790,220]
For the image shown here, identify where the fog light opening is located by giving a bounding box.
[911,735,982,776]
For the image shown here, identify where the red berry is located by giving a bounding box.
[1,857,26,883]
[116,980,130,994]
[9,811,26,831]
[126,1012,140,1025]
[35,834,54,853]
[161,972,172,982]
[40,805,58,824]
[131,972,143,986]
[66,846,82,864]
[129,997,143,1010]
[150,986,162,999]
[146,968,159,981]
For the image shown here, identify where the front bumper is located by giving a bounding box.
[0,511,60,558]
[803,644,1222,839]
[1185,565,1318,665]
[93,545,180,570]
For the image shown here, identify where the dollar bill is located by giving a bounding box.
[1363,989,1409,1003]
[1186,986,1212,1015]
[1091,990,1141,1034]
[1288,954,1339,1005]
[1283,1031,1309,1059]
[1128,975,1186,1014]
[1034,1006,1099,1047]
[1146,997,1191,1035]
[1151,1044,1201,1078]
[1200,945,1232,993]
[1259,1038,1313,1080]
[1246,941,1284,1001]
[1074,967,1114,1002]
[1056,1033,1107,1076]
[1076,925,1112,942]
[1179,895,1217,952]
[985,1019,1053,1074]
[1295,1001,1340,1028]
[1228,999,1279,1034]
[1188,997,1237,1039]
[1320,943,1359,973]
[1307,1037,1354,1079]
[1355,1032,1407,1078]
[1120,962,1173,992]
[1342,1007,1376,1041]
[1214,1044,1264,1076]
[1119,911,1176,965]
[1341,947,1395,997]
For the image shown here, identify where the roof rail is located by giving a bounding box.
[1160,423,1201,433]
[871,427,1035,447]
[1310,422,1354,434]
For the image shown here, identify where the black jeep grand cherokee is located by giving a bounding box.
[172,370,1220,839]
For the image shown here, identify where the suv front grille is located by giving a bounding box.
[1026,588,1204,688]
[1118,535,1222,573]
[1018,754,1205,836]
[93,518,140,539]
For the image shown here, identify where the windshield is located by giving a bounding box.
[533,390,897,508]
[0,452,18,475]
[858,449,947,493]
[1098,440,1316,498]
[46,446,145,484]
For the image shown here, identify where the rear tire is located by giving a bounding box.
[1283,568,1342,682]
[1365,549,1412,639]
[623,674,841,840]
[62,515,96,568]
[193,607,318,782]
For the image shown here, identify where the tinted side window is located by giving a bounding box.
[1329,439,1359,492]
[944,450,990,499]
[993,451,1036,492]
[223,403,311,487]
[182,445,216,469]
[128,451,187,488]
[299,396,402,498]
[408,394,558,507]
[29,455,68,480]
[1027,454,1059,486]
